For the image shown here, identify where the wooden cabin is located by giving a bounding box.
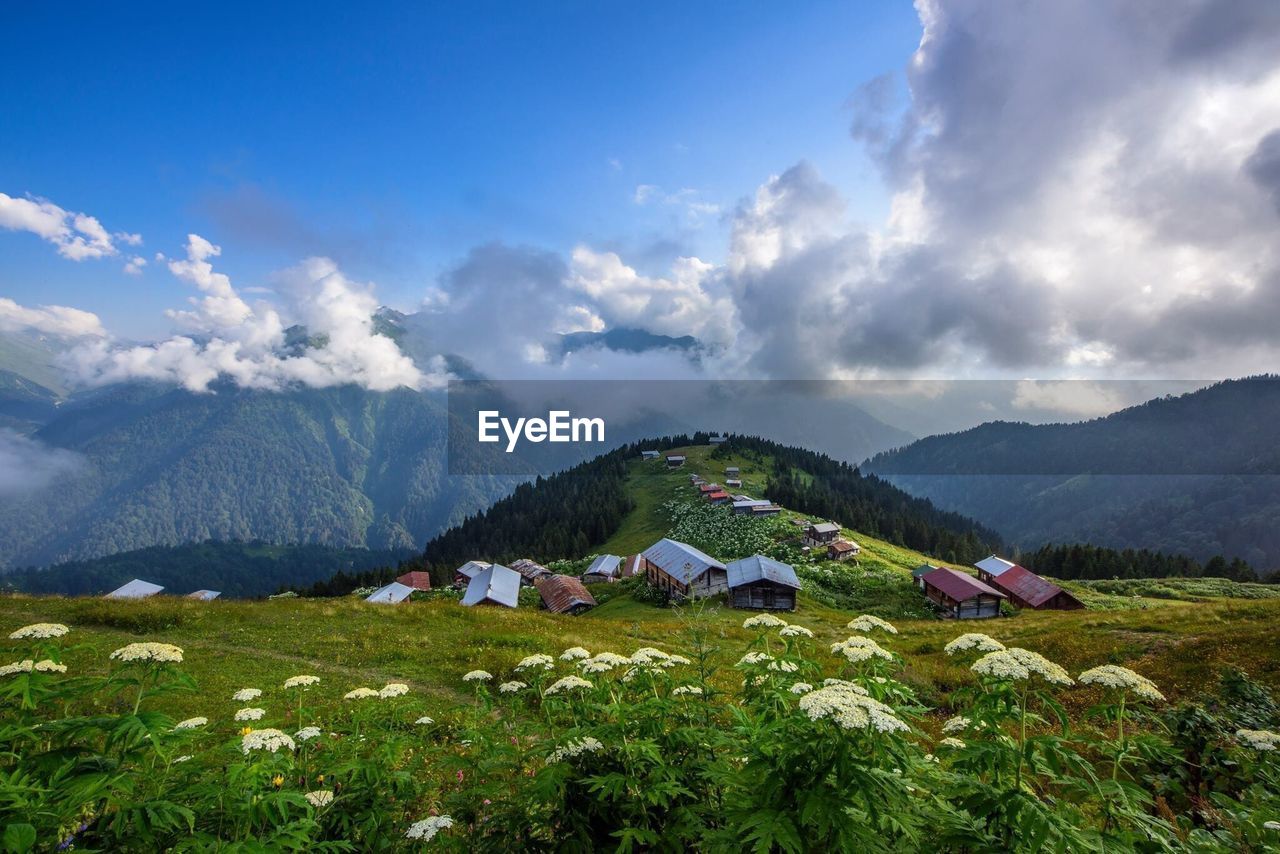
[726,555,800,611]
[724,466,740,477]
[510,558,552,586]
[396,570,433,591]
[366,581,415,604]
[641,450,660,460]
[581,554,623,584]
[666,454,686,467]
[461,564,521,608]
[751,503,782,516]
[920,568,1005,619]
[707,490,730,504]
[725,478,742,488]
[975,555,1084,610]
[453,560,492,588]
[641,538,728,599]
[535,574,597,615]
[803,522,841,548]
[827,539,860,562]
[912,563,940,590]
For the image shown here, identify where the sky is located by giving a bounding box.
[3,0,1280,405]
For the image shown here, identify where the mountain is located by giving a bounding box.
[1,540,412,598]
[864,377,1280,570]
[559,326,700,358]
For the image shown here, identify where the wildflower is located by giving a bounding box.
[580,652,629,673]
[944,633,1006,655]
[768,660,799,673]
[1265,821,1280,831]
[173,755,192,763]
[831,636,894,664]
[414,716,434,725]
[559,646,590,661]
[940,737,966,749]
[174,717,208,731]
[972,648,1073,685]
[462,670,492,683]
[942,715,970,734]
[514,653,555,672]
[847,615,898,634]
[232,688,263,702]
[344,688,379,700]
[779,624,813,638]
[790,682,814,694]
[545,675,593,695]
[667,654,692,666]
[736,651,774,666]
[1078,665,1165,702]
[9,623,69,640]
[1237,729,1280,751]
[109,642,183,663]
[672,685,703,696]
[379,682,410,699]
[822,678,868,694]
[0,660,33,676]
[33,660,66,673]
[743,613,788,629]
[240,726,252,736]
[283,674,320,689]
[548,736,605,763]
[272,774,285,788]
[630,647,671,665]
[498,680,526,693]
[305,790,335,808]
[295,726,322,741]
[240,728,296,755]
[234,707,266,722]
[405,815,454,841]
[1007,648,1074,685]
[798,683,910,733]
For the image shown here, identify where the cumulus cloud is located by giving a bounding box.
[63,234,439,393]
[633,184,721,224]
[0,297,106,338]
[0,192,138,264]
[0,430,84,496]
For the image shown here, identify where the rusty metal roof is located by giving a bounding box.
[396,571,433,591]
[921,567,1006,602]
[536,574,597,614]
[989,565,1079,608]
[510,558,551,581]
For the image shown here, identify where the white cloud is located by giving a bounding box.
[0,430,84,496]
[0,297,107,338]
[123,256,147,276]
[0,192,137,262]
[632,183,721,224]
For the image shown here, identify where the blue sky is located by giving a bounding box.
[1,1,918,338]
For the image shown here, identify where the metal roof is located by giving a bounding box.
[583,554,622,577]
[666,454,686,460]
[641,538,726,584]
[975,555,1018,577]
[829,540,859,553]
[726,555,800,589]
[455,560,492,579]
[510,558,551,581]
[921,568,1006,602]
[396,571,434,591]
[620,554,644,577]
[105,579,164,599]
[989,565,1080,608]
[186,590,221,601]
[461,564,522,607]
[809,522,841,535]
[733,499,771,509]
[536,574,598,613]
[366,581,416,604]
[912,563,940,578]
[725,467,739,474]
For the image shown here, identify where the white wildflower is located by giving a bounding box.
[545,675,593,695]
[831,636,894,664]
[580,652,629,673]
[940,737,966,749]
[548,736,605,763]
[33,660,66,673]
[559,646,590,661]
[630,647,671,665]
[406,815,454,841]
[283,674,320,689]
[790,682,814,694]
[743,613,788,629]
[798,683,910,733]
[847,615,898,634]
[942,715,970,734]
[971,647,1072,685]
[9,623,69,640]
[240,728,295,754]
[414,716,434,725]
[344,687,379,700]
[1265,820,1280,831]
[736,651,774,667]
[672,685,703,696]
[295,726,322,741]
[234,707,266,722]
[305,790,335,808]
[109,642,183,663]
[667,654,692,666]
[822,678,868,694]
[779,625,813,638]
[173,754,192,763]
[174,716,208,730]
[499,680,526,694]
[768,660,799,673]
[514,653,554,672]
[232,688,263,702]
[1007,648,1074,685]
[379,682,410,699]
[462,670,492,683]
[1237,729,1280,751]
[1078,665,1165,702]
[0,660,33,676]
[944,633,1005,655]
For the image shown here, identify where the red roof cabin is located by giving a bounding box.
[396,571,433,591]
[920,568,1006,619]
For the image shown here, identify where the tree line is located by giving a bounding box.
[1019,542,1262,582]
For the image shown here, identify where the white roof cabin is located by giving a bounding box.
[974,555,1017,577]
[454,560,492,580]
[186,590,221,601]
[366,581,416,604]
[105,579,164,599]
[461,564,522,608]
